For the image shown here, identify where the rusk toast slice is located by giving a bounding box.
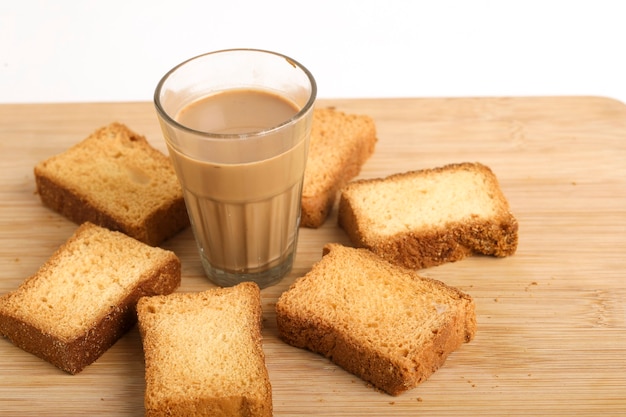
[0,222,181,374]
[301,107,377,228]
[338,162,518,269]
[34,122,189,246]
[137,282,272,417]
[276,243,476,396]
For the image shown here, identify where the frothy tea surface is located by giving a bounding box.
[177,88,299,134]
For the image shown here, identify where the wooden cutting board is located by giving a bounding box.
[1,97,625,416]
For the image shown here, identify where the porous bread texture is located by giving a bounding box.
[338,162,519,269]
[301,107,377,228]
[275,243,476,396]
[34,122,189,246]
[0,222,181,374]
[137,282,272,417]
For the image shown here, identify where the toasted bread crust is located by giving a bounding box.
[34,123,189,246]
[276,243,476,396]
[338,162,518,269]
[301,108,377,228]
[0,222,181,374]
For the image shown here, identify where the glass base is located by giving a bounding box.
[200,251,294,289]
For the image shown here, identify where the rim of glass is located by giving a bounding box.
[154,48,317,140]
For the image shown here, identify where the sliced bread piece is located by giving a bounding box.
[338,162,518,269]
[301,107,377,228]
[137,282,272,417]
[34,122,189,246]
[0,222,181,374]
[275,243,476,396]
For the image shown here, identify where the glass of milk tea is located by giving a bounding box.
[154,49,316,288]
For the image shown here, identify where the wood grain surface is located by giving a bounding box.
[1,97,625,416]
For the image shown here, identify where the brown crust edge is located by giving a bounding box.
[337,163,519,269]
[276,283,475,396]
[276,245,477,396]
[34,170,189,246]
[348,215,519,270]
[301,191,336,229]
[300,114,377,229]
[0,252,181,374]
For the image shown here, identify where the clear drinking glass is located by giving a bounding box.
[154,49,316,288]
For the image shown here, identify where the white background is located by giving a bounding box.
[2,0,626,104]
